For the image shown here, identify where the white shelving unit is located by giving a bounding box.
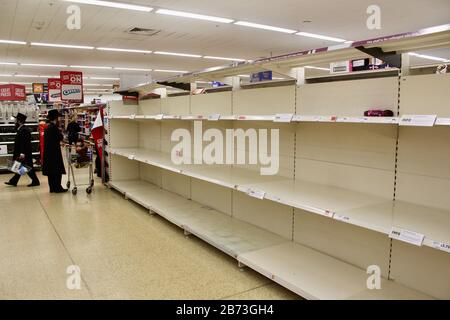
[107,28,450,300]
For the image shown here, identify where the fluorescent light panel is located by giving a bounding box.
[0,39,26,45]
[90,77,120,80]
[305,66,331,71]
[153,69,188,73]
[234,21,297,34]
[31,42,94,50]
[154,51,202,58]
[64,0,153,12]
[296,32,346,43]
[114,67,152,71]
[70,65,112,69]
[156,9,233,23]
[21,63,68,67]
[408,52,449,62]
[0,62,18,66]
[203,56,246,62]
[0,74,13,77]
[97,47,152,54]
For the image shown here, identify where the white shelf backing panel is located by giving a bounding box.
[233,85,296,115]
[161,120,192,155]
[237,242,431,300]
[161,169,191,200]
[110,154,140,181]
[138,121,161,151]
[161,95,190,115]
[390,241,450,299]
[191,91,232,116]
[109,179,287,258]
[400,73,450,117]
[138,98,161,116]
[140,162,162,187]
[233,121,295,179]
[294,209,391,277]
[109,120,139,149]
[109,100,137,117]
[232,191,294,239]
[296,123,397,199]
[297,77,399,117]
[191,178,232,216]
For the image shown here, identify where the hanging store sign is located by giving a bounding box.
[0,84,26,101]
[60,71,83,102]
[48,78,62,102]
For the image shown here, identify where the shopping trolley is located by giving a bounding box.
[65,143,94,195]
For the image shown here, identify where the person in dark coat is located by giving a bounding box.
[4,113,40,187]
[42,109,67,193]
[66,115,81,145]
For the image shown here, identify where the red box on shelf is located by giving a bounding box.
[0,84,27,101]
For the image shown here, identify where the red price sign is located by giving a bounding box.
[48,78,62,102]
[60,71,83,102]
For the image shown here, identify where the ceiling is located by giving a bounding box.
[0,0,449,91]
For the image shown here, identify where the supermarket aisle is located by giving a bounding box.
[0,170,299,300]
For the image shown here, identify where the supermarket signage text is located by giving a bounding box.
[171,121,279,175]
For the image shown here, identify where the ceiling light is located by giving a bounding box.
[97,47,152,54]
[14,75,55,78]
[90,77,120,80]
[203,56,247,62]
[85,88,113,91]
[408,52,449,62]
[0,74,13,77]
[70,65,112,70]
[0,39,27,45]
[156,9,233,24]
[304,66,331,71]
[63,0,153,12]
[154,51,202,58]
[296,32,346,43]
[0,62,19,66]
[84,83,113,86]
[234,21,297,34]
[21,63,69,68]
[153,69,188,73]
[31,42,94,50]
[114,67,152,71]
[238,75,250,78]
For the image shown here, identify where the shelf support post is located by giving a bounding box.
[400,53,411,76]
[222,76,241,91]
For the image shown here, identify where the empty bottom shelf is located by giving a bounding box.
[238,242,432,300]
[109,180,286,257]
[109,179,432,300]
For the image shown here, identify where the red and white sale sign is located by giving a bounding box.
[0,84,26,101]
[48,78,62,102]
[60,71,83,102]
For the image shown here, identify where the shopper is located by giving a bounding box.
[4,113,40,187]
[66,115,81,145]
[42,109,67,193]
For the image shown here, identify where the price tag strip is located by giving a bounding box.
[399,115,437,127]
[435,118,450,126]
[274,113,294,123]
[431,241,450,253]
[333,213,351,222]
[389,227,425,246]
[246,188,266,200]
[155,114,164,120]
[208,114,221,121]
[128,155,135,160]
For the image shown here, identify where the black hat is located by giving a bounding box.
[47,109,60,121]
[14,113,27,123]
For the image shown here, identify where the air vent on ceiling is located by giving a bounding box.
[126,27,161,37]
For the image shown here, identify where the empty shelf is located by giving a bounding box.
[237,242,432,300]
[109,180,287,257]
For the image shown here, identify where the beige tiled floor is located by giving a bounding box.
[0,170,299,300]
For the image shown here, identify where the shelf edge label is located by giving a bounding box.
[389,227,424,246]
[399,115,437,127]
[247,188,266,200]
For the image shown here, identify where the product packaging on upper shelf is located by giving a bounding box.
[364,109,394,117]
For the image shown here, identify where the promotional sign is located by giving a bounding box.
[250,71,272,83]
[60,71,83,102]
[39,122,48,164]
[47,78,62,102]
[0,84,26,101]
[32,83,47,94]
[91,110,104,163]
